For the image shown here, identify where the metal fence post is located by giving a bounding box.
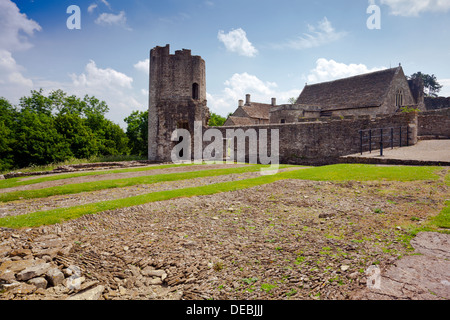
[360,130,363,155]
[390,127,394,149]
[380,128,383,156]
[406,126,409,147]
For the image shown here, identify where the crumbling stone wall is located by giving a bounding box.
[418,108,450,138]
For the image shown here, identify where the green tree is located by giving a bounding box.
[409,72,443,97]
[208,112,227,126]
[13,109,72,167]
[124,110,148,156]
[0,98,17,171]
[54,113,98,159]
[19,89,54,116]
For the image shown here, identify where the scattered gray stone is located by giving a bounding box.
[16,263,51,281]
[66,285,105,300]
[0,269,16,284]
[28,277,48,290]
[141,267,166,278]
[65,276,85,290]
[46,268,65,287]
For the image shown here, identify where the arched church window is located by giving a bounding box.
[395,89,403,107]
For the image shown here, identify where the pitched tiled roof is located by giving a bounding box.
[241,103,271,120]
[296,67,401,110]
[224,116,255,126]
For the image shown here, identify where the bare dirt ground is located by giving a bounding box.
[0,164,449,300]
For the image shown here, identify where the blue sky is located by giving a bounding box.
[1,0,450,127]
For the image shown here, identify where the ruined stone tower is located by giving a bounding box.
[148,44,209,161]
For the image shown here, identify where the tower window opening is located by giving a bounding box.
[192,83,199,100]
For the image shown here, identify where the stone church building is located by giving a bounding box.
[225,65,425,125]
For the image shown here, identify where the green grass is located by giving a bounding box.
[278,164,442,182]
[0,173,281,228]
[0,164,278,203]
[0,164,446,229]
[0,163,201,190]
[429,200,450,229]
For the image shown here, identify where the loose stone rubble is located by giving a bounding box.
[1,166,449,300]
[0,228,179,300]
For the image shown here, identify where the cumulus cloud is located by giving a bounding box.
[217,28,258,57]
[95,11,131,30]
[0,0,41,52]
[285,17,346,50]
[65,60,142,126]
[380,0,450,16]
[134,59,149,73]
[70,60,133,89]
[0,50,33,86]
[0,1,40,102]
[306,58,386,84]
[207,72,300,116]
[0,49,34,103]
[438,79,450,97]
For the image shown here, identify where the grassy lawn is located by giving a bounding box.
[279,164,442,181]
[0,174,282,228]
[0,164,447,229]
[0,163,201,190]
[0,164,280,202]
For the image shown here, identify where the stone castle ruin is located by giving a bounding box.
[148,45,450,165]
[148,45,209,162]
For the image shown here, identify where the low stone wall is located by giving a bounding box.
[424,97,450,110]
[418,108,450,138]
[211,112,417,165]
[2,161,161,179]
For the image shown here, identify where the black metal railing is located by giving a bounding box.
[359,126,409,156]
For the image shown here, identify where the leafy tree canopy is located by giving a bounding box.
[409,72,443,97]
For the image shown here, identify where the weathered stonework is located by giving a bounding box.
[215,112,418,165]
[148,45,209,162]
[418,108,450,138]
[269,66,420,124]
[147,46,434,165]
[424,97,450,110]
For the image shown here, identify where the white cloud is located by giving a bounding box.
[438,79,450,97]
[0,0,41,52]
[70,60,133,89]
[284,17,346,50]
[87,4,98,13]
[217,28,258,57]
[207,72,300,116]
[306,58,386,84]
[64,60,142,126]
[100,0,112,10]
[0,49,33,102]
[134,59,149,73]
[95,11,131,30]
[380,0,450,16]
